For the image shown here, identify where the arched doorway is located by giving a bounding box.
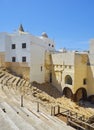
[65,75,72,85]
[63,87,73,99]
[74,88,87,102]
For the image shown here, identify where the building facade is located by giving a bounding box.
[51,51,88,101]
[0,25,94,101]
[0,25,55,81]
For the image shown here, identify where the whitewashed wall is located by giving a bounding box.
[5,32,55,65]
[51,51,75,65]
[1,31,55,83]
[30,44,45,83]
[0,32,8,52]
[30,35,55,83]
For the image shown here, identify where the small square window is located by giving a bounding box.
[83,78,87,85]
[12,44,16,49]
[12,57,16,62]
[22,57,26,62]
[22,43,26,48]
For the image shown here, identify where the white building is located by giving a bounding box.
[0,24,55,83]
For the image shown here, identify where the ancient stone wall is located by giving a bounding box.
[5,62,30,80]
[0,52,5,67]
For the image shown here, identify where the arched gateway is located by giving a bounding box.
[63,87,73,99]
[74,88,87,102]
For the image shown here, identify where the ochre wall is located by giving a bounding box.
[51,53,89,96]
[52,64,74,93]
[45,52,52,82]
[0,52,5,67]
[51,52,75,93]
[87,66,94,95]
[74,54,88,94]
[5,62,30,80]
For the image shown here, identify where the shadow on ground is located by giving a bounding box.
[32,82,62,99]
[78,100,94,108]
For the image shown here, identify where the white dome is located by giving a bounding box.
[41,32,48,38]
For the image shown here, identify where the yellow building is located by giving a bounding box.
[50,40,94,101]
[51,50,88,101]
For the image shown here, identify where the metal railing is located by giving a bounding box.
[51,105,94,130]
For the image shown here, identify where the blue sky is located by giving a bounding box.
[0,0,94,51]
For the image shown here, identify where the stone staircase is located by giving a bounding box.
[0,102,35,130]
[0,84,75,130]
[0,108,19,130]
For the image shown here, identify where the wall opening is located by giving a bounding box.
[41,66,43,71]
[74,88,87,102]
[63,87,73,99]
[65,75,72,85]
[50,72,52,83]
[83,78,87,85]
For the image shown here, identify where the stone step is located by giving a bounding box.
[0,75,6,83]
[16,95,75,130]
[2,75,10,84]
[39,111,65,130]
[29,109,61,130]
[20,107,53,130]
[11,105,44,130]
[2,95,44,130]
[0,84,7,99]
[0,86,75,130]
[5,98,53,130]
[31,109,73,130]
[0,102,35,130]
[1,88,20,105]
[40,110,66,125]
[0,108,19,130]
[39,112,75,130]
[0,73,5,78]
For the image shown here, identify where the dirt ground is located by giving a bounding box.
[25,82,94,120]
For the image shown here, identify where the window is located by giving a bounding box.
[22,57,26,62]
[52,45,54,47]
[50,72,52,83]
[22,43,26,48]
[49,44,51,46]
[65,75,72,85]
[41,66,43,71]
[12,57,16,62]
[83,78,87,85]
[12,44,16,49]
